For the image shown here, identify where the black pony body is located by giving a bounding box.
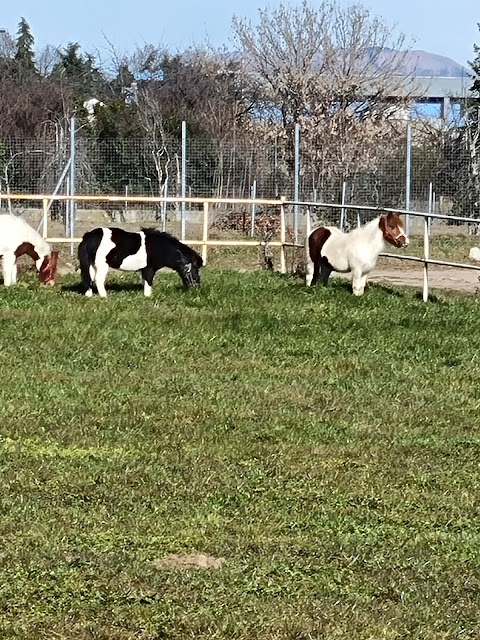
[142,229,203,288]
[78,227,203,297]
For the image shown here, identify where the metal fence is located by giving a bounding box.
[0,121,476,226]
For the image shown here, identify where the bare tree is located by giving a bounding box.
[135,87,175,224]
[232,0,415,200]
[0,28,15,59]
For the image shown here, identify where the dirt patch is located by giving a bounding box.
[362,266,480,294]
[152,553,225,570]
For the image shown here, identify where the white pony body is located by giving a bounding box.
[306,213,409,296]
[0,214,58,286]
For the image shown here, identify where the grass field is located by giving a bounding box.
[0,267,479,639]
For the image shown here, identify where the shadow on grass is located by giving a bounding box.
[61,281,144,295]
[281,272,413,301]
[413,290,452,305]
[368,283,406,298]
[61,280,197,297]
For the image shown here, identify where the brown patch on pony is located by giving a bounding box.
[308,226,334,270]
[39,251,59,285]
[14,242,40,260]
[379,213,407,248]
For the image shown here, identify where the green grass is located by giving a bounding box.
[0,269,480,639]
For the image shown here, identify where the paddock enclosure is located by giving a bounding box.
[2,192,480,300]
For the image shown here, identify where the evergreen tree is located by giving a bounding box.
[51,42,106,101]
[14,17,37,76]
[464,24,480,218]
[471,26,480,96]
[111,63,136,100]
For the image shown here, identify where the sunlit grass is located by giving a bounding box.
[0,268,479,639]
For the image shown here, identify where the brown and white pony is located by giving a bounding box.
[0,214,59,287]
[305,212,409,296]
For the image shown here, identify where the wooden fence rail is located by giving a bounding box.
[1,193,479,301]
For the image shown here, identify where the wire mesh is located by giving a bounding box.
[0,127,478,239]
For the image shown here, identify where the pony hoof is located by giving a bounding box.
[85,289,93,297]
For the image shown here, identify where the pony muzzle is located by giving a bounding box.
[181,263,200,288]
[395,233,409,247]
[38,251,59,285]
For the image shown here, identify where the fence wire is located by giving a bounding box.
[0,128,477,230]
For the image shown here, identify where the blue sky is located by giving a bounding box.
[1,0,479,68]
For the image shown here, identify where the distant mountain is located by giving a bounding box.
[368,47,471,78]
[234,46,471,79]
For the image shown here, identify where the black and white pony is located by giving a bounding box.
[0,213,59,287]
[78,227,203,297]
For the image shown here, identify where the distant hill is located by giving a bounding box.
[368,47,471,78]
[235,46,471,79]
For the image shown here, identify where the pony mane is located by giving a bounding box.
[142,228,203,265]
[141,228,177,241]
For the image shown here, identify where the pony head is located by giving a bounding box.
[379,213,409,248]
[177,250,203,288]
[37,251,59,286]
[15,241,59,286]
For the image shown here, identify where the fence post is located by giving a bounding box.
[280,198,286,274]
[181,120,187,241]
[422,183,434,302]
[202,201,209,266]
[162,179,168,232]
[340,180,347,230]
[42,197,48,239]
[405,122,412,236]
[431,190,436,235]
[428,183,433,236]
[70,116,76,255]
[250,180,257,237]
[65,179,70,239]
[422,213,430,302]
[294,123,300,243]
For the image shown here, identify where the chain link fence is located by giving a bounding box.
[0,127,477,240]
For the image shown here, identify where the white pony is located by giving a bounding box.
[0,214,59,286]
[306,212,409,295]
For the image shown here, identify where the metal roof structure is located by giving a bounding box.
[389,75,474,101]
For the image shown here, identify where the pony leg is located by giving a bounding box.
[84,265,96,297]
[94,264,109,298]
[305,252,315,287]
[320,265,332,287]
[352,271,367,296]
[141,268,155,297]
[306,251,321,286]
[310,262,322,286]
[2,254,16,286]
